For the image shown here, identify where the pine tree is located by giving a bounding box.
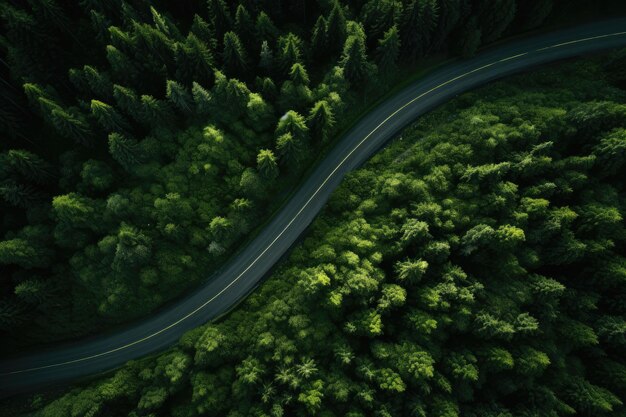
[166,80,193,114]
[5,149,51,184]
[276,110,309,144]
[256,149,279,179]
[259,40,274,74]
[174,33,215,87]
[307,100,335,142]
[108,132,140,170]
[278,34,302,75]
[207,0,232,49]
[326,1,347,56]
[419,0,440,51]
[310,15,327,60]
[340,34,376,86]
[113,84,141,116]
[222,31,248,78]
[190,14,215,49]
[234,4,255,47]
[138,95,173,127]
[82,65,113,99]
[192,81,212,115]
[377,25,401,77]
[276,132,304,166]
[47,104,92,146]
[90,100,129,132]
[290,63,310,85]
[431,0,462,52]
[401,0,421,60]
[106,45,138,84]
[256,11,278,42]
[360,0,404,44]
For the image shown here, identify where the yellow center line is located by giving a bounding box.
[536,31,626,51]
[4,30,626,376]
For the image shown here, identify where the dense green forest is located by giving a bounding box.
[6,54,626,417]
[6,0,625,348]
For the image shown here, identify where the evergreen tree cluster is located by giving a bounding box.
[0,0,624,345]
[11,55,626,417]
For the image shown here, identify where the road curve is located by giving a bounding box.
[2,19,626,397]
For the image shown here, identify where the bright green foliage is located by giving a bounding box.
[276,110,309,145]
[256,149,279,179]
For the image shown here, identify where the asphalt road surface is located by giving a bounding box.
[2,19,626,398]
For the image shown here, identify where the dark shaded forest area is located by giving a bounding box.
[4,0,625,348]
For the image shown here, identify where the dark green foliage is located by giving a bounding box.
[23,60,626,417]
[377,25,401,77]
[222,31,248,78]
[1,0,623,384]
[325,1,347,56]
[307,100,335,142]
[340,26,376,86]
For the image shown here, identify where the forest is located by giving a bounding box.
[4,52,625,417]
[5,0,623,348]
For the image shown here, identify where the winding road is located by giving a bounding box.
[2,19,626,398]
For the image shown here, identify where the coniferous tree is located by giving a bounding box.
[310,15,327,60]
[190,14,215,49]
[108,132,140,170]
[325,1,347,56]
[222,31,248,78]
[166,80,193,114]
[175,33,215,87]
[256,149,279,179]
[276,110,309,144]
[259,40,275,74]
[90,100,129,132]
[307,100,335,142]
[360,0,403,46]
[234,4,255,48]
[377,25,401,77]
[4,149,51,184]
[278,33,303,75]
[207,0,232,49]
[255,11,279,43]
[340,32,376,86]
[192,81,212,115]
[113,84,141,116]
[276,132,304,166]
